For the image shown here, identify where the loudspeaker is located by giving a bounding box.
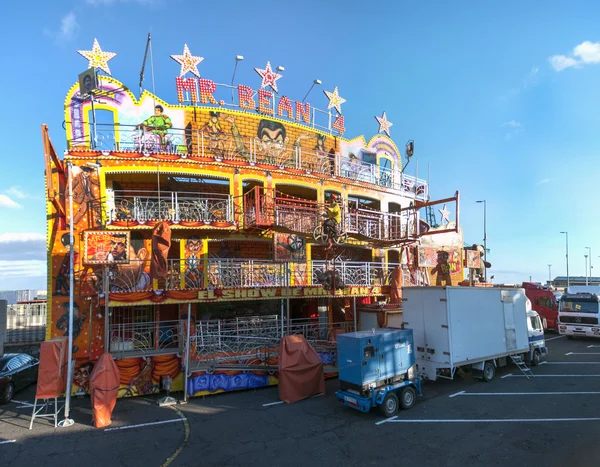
[78,69,98,96]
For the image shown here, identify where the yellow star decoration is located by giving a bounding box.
[171,44,204,78]
[77,38,117,76]
[323,86,346,114]
[375,111,393,137]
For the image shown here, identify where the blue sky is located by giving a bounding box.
[1,0,599,290]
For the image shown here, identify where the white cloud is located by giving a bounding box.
[60,12,79,40]
[0,260,47,278]
[573,41,600,64]
[0,194,22,209]
[0,233,45,243]
[502,121,523,140]
[523,66,539,88]
[6,187,27,199]
[536,178,551,186]
[549,55,578,71]
[44,11,79,42]
[550,41,600,71]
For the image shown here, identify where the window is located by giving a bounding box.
[364,346,375,359]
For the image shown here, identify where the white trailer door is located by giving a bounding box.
[502,291,517,352]
[423,288,451,364]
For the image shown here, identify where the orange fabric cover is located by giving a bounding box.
[389,265,402,304]
[35,337,68,399]
[278,335,325,404]
[89,353,120,428]
[151,221,171,280]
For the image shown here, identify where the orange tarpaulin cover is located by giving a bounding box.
[35,337,68,399]
[151,221,171,280]
[89,353,120,428]
[278,335,325,404]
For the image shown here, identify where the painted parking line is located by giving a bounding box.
[501,373,513,379]
[587,345,600,348]
[262,393,323,408]
[545,335,566,341]
[0,440,17,445]
[503,374,600,378]
[262,401,284,407]
[450,391,600,397]
[10,400,34,407]
[566,352,600,356]
[377,417,600,425]
[543,362,600,365]
[104,418,185,432]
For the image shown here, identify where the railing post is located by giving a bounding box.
[184,303,191,403]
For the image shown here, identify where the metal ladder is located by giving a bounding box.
[510,355,534,379]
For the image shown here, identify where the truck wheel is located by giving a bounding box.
[380,392,399,418]
[400,386,417,410]
[482,362,495,382]
[532,350,541,366]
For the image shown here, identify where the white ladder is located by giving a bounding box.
[510,355,534,379]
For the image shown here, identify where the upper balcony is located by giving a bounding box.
[67,123,428,201]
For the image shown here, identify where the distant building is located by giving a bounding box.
[0,290,48,305]
[548,276,600,289]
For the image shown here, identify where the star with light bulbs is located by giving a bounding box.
[171,44,204,78]
[375,111,393,137]
[323,86,346,114]
[254,61,283,93]
[77,38,116,75]
[439,204,451,225]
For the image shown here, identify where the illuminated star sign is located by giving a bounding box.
[171,44,204,78]
[439,204,451,225]
[254,61,283,93]
[323,86,346,114]
[77,38,117,75]
[375,111,393,137]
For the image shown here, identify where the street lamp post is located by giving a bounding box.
[548,264,552,284]
[476,200,487,282]
[231,55,244,103]
[585,254,589,285]
[560,232,569,288]
[586,246,592,284]
[302,79,322,103]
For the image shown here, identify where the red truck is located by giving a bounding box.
[522,282,559,331]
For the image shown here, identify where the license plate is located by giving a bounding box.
[344,395,357,405]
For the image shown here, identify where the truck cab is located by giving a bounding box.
[526,305,547,365]
[522,282,559,331]
[558,286,600,338]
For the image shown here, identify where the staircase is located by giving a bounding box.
[510,355,534,379]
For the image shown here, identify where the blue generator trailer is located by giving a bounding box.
[335,328,422,417]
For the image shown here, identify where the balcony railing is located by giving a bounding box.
[106,190,234,225]
[67,123,428,200]
[244,186,420,242]
[108,319,183,359]
[99,259,401,294]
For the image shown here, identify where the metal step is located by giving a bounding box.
[510,355,534,379]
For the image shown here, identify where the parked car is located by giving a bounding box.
[0,353,39,404]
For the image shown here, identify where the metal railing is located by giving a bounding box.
[67,123,428,200]
[6,303,47,344]
[100,259,401,293]
[188,315,354,370]
[108,319,183,359]
[106,190,234,225]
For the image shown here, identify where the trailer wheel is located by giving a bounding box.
[532,350,541,367]
[399,386,417,410]
[482,362,495,382]
[380,392,399,418]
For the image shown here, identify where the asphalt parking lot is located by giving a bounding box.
[2,334,600,467]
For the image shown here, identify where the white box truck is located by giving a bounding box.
[402,286,546,382]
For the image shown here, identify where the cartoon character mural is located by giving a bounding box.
[201,111,226,157]
[274,233,306,262]
[74,361,94,394]
[54,232,79,296]
[135,104,173,151]
[468,244,491,283]
[184,236,204,288]
[54,299,88,356]
[71,165,101,228]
